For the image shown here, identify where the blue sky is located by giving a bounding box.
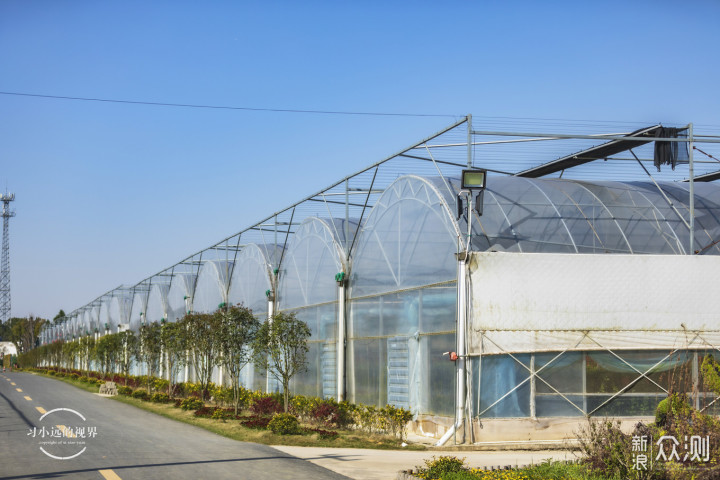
[1,1,719,319]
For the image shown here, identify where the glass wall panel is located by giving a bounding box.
[477,354,531,418]
[535,352,584,416]
[348,288,456,415]
[289,303,338,398]
[475,350,708,419]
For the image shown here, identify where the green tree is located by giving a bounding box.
[137,322,163,392]
[253,312,311,412]
[95,334,121,376]
[216,305,260,414]
[180,312,221,401]
[62,340,80,371]
[78,335,96,376]
[53,310,66,325]
[48,340,64,368]
[5,316,46,353]
[160,321,185,396]
[117,331,138,385]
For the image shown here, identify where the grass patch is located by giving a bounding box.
[26,369,425,450]
[413,457,611,480]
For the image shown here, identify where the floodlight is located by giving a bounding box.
[461,169,487,190]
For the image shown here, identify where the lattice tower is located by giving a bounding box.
[1,193,15,324]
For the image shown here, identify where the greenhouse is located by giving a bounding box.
[44,117,720,443]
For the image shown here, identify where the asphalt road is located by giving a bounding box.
[0,371,349,480]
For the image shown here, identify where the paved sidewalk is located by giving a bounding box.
[273,446,576,480]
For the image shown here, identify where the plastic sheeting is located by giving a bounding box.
[107,292,133,331]
[146,283,170,323]
[129,291,148,332]
[349,176,459,416]
[279,217,348,399]
[279,218,347,310]
[350,176,459,298]
[193,261,231,313]
[227,243,275,315]
[98,302,111,333]
[167,273,195,322]
[227,243,279,390]
[471,178,720,255]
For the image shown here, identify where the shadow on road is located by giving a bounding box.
[1,452,315,479]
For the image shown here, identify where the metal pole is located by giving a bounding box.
[467,114,472,168]
[689,123,695,254]
[266,297,274,393]
[337,282,346,401]
[345,179,350,254]
[454,193,472,443]
[693,352,700,410]
[530,354,536,419]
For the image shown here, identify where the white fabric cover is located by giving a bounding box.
[469,252,720,354]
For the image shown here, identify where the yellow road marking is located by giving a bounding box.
[10,382,16,385]
[24,396,31,401]
[56,425,77,438]
[99,469,122,480]
[35,406,46,414]
[15,388,22,392]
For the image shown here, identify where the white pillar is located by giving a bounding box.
[456,257,468,443]
[266,297,274,393]
[337,282,346,401]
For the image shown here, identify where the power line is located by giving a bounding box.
[0,91,459,118]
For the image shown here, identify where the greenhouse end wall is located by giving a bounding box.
[467,251,720,442]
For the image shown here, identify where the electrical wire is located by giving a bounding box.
[0,91,459,118]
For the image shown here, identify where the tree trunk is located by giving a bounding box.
[283,378,290,413]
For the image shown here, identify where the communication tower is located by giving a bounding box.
[1,192,15,324]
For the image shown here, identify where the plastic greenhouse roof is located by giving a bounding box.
[427,175,720,255]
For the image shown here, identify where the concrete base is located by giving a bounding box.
[409,415,654,446]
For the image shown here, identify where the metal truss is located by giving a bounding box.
[47,116,720,342]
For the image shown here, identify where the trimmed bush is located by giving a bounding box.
[117,386,133,395]
[131,389,150,401]
[416,456,467,479]
[268,412,301,435]
[193,406,218,418]
[241,415,271,430]
[150,392,170,403]
[180,397,204,410]
[250,395,283,416]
